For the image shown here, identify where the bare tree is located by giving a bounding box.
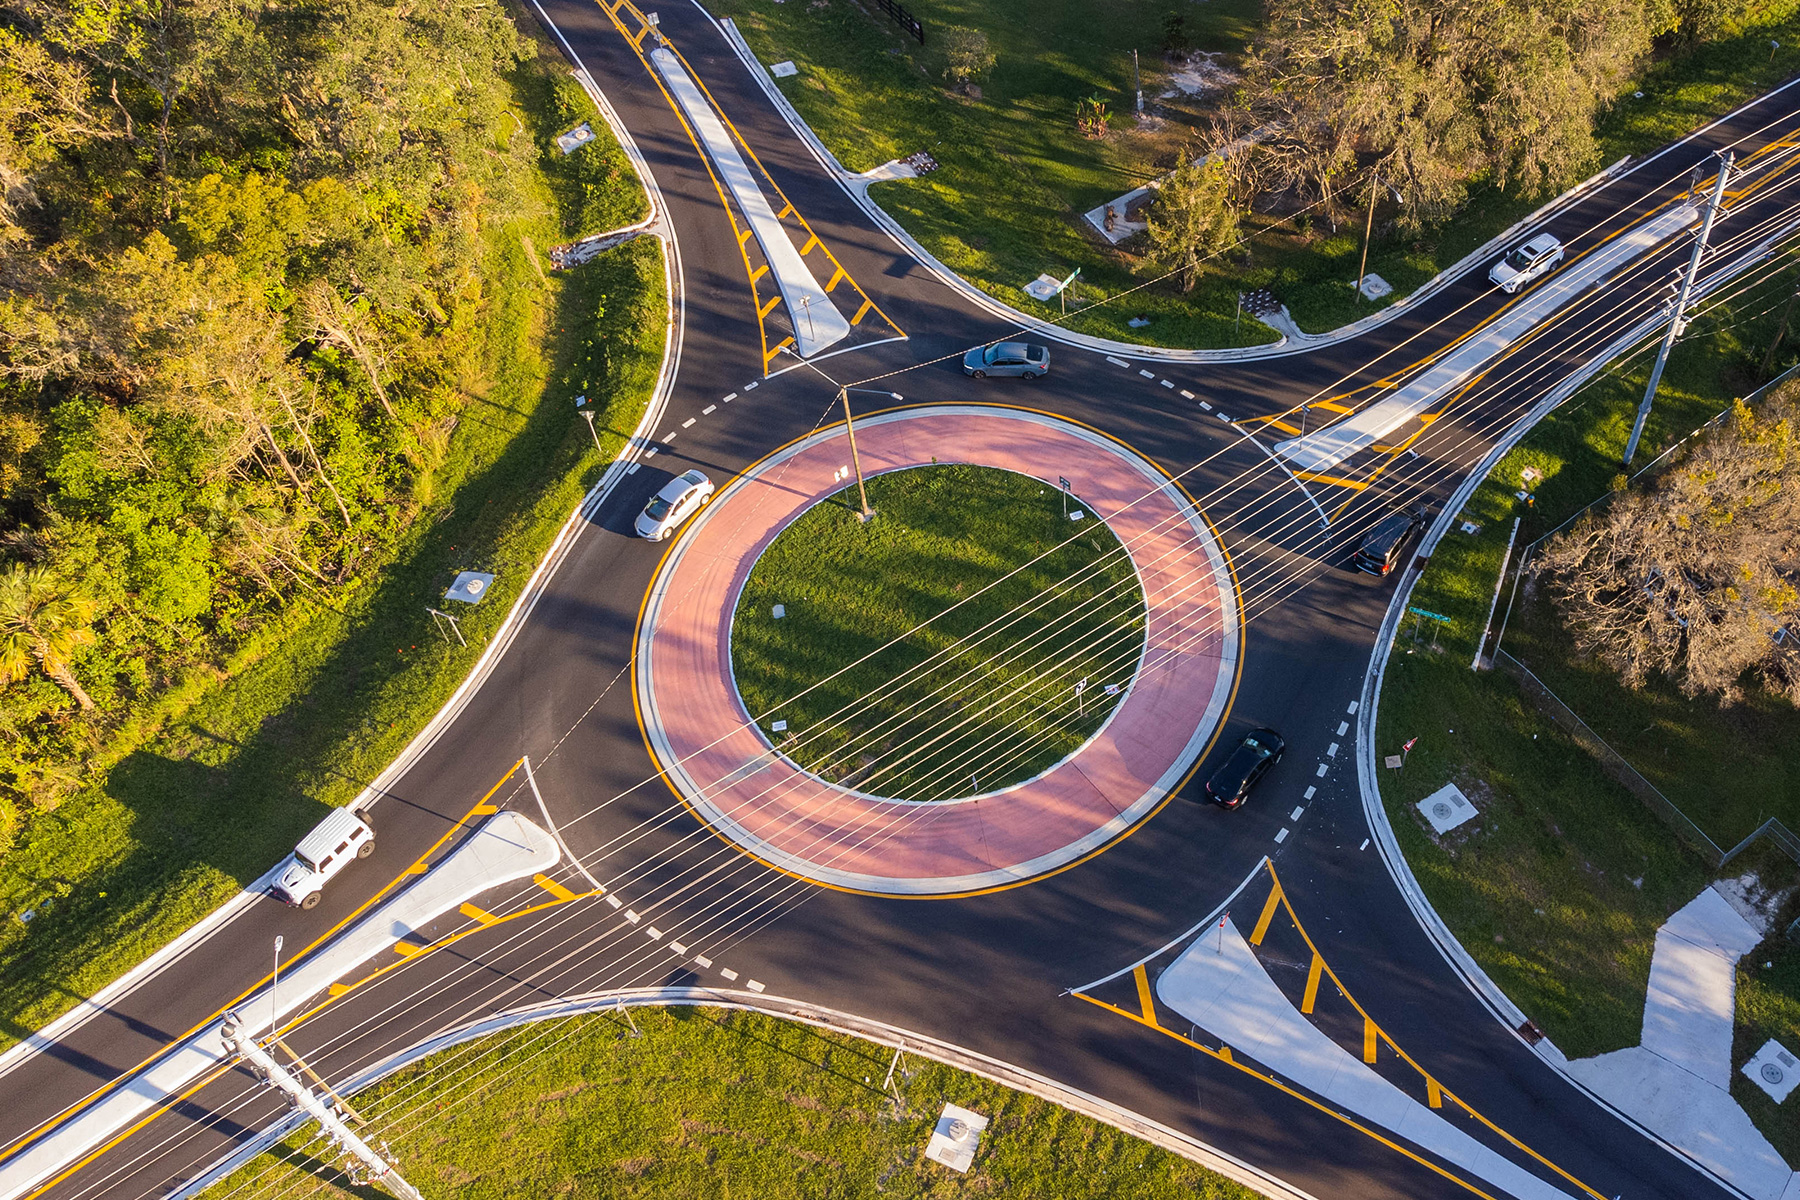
[1541,385,1800,705]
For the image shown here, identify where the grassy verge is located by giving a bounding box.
[732,465,1144,801]
[1734,890,1800,1164]
[712,0,1800,343]
[0,28,665,1048]
[1372,261,1800,1062]
[213,1007,1260,1199]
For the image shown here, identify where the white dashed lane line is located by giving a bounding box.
[1199,400,1213,411]
[1216,412,1232,422]
[1327,742,1339,758]
[1274,828,1290,843]
[624,910,641,924]
[1360,838,1370,851]
[625,462,640,475]
[747,979,766,993]
[1138,369,1156,379]
[662,430,677,441]
[1106,355,1131,368]
[695,955,712,968]
[1291,806,1305,821]
[719,968,739,981]
[1337,721,1350,735]
[702,404,716,415]
[1304,786,1316,800]
[669,941,688,954]
[605,895,622,909]
[744,380,759,391]
[1315,763,1329,777]
[723,392,737,403]
[1180,389,1196,400]
[645,447,658,458]
[681,417,696,428]
[1347,701,1359,714]
[646,926,663,940]
[1160,379,1174,389]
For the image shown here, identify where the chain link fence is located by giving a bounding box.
[1496,650,1797,871]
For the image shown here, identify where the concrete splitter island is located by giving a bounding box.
[634,406,1240,895]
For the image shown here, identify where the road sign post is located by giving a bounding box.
[1058,475,1072,520]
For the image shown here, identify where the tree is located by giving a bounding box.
[1143,151,1238,292]
[940,26,995,88]
[0,564,97,710]
[1236,0,1659,227]
[1540,386,1800,705]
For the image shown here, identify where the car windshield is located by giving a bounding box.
[644,496,672,521]
[1504,246,1539,271]
[1363,514,1409,549]
[294,851,318,872]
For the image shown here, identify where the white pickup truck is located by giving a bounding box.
[270,808,375,909]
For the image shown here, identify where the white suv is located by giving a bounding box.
[271,808,376,909]
[1488,233,1565,294]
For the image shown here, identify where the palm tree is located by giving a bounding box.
[0,565,98,710]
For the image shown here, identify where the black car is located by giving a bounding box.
[1352,508,1426,577]
[1203,729,1285,809]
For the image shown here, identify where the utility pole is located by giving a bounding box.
[220,1014,425,1200]
[1625,150,1734,466]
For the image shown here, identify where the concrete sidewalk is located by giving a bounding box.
[0,811,560,1200]
[1566,886,1793,1200]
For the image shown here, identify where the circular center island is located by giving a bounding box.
[731,464,1146,804]
[634,406,1240,896]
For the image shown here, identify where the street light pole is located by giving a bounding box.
[778,347,899,524]
[1355,172,1378,305]
[1624,150,1734,466]
[839,387,874,522]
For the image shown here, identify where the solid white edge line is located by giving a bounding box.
[1352,304,1766,1196]
[524,756,604,892]
[703,3,1778,364]
[0,10,686,1084]
[171,985,1321,1200]
[1225,421,1331,529]
[1066,857,1270,995]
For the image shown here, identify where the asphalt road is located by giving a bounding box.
[5,4,1800,1198]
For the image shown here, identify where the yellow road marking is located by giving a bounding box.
[826,266,845,292]
[1301,953,1324,1014]
[1070,992,1503,1200]
[0,761,529,1172]
[800,233,819,255]
[393,942,425,959]
[758,294,782,319]
[1248,879,1283,946]
[534,873,577,902]
[748,264,768,285]
[1294,470,1369,491]
[1428,1078,1444,1109]
[459,902,497,925]
[1363,1017,1379,1063]
[1133,964,1158,1027]
[852,298,874,326]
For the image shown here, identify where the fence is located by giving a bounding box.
[1495,649,1799,871]
[871,0,924,43]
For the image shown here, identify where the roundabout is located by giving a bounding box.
[634,406,1242,896]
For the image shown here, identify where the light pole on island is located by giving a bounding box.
[779,346,902,523]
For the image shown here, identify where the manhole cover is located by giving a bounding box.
[1763,1062,1785,1085]
[1432,802,1453,819]
[945,1119,971,1141]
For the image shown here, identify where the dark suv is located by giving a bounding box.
[1203,729,1285,809]
[1353,508,1426,577]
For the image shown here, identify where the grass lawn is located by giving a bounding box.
[213,1007,1260,1200]
[1373,260,1800,1061]
[710,0,1800,342]
[1734,889,1800,1165]
[732,465,1145,801]
[0,24,665,1049]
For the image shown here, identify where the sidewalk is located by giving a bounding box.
[1565,886,1793,1200]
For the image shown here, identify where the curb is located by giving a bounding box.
[0,20,686,1083]
[171,988,1320,1200]
[1350,246,1794,1200]
[712,12,1641,363]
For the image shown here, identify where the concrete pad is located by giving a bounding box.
[1567,1047,1792,1200]
[1157,920,1574,1200]
[1643,888,1760,1088]
[0,811,560,1200]
[649,48,850,357]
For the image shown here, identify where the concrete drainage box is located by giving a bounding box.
[1743,1039,1800,1103]
[925,1103,988,1172]
[1417,783,1478,834]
